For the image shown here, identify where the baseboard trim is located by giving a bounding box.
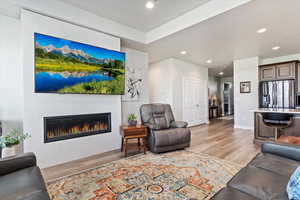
[234,125,254,130]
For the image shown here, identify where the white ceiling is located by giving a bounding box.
[123,0,300,77]
[208,66,233,77]
[60,0,211,32]
[9,0,300,77]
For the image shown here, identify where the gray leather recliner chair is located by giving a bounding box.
[140,104,191,153]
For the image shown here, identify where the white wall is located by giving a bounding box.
[171,59,208,122]
[208,76,219,98]
[149,58,208,123]
[261,53,300,65]
[121,48,149,124]
[234,57,259,130]
[22,10,122,168]
[149,59,174,105]
[0,15,23,140]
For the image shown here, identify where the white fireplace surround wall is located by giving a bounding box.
[22,10,122,168]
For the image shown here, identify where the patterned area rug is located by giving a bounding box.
[47,151,241,200]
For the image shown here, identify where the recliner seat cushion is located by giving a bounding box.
[248,153,300,177]
[0,166,49,200]
[228,166,289,200]
[153,128,191,147]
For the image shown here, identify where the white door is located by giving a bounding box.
[183,77,207,126]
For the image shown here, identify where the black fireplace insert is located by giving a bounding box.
[44,113,111,143]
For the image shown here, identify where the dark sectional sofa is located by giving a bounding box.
[0,153,50,200]
[211,142,300,200]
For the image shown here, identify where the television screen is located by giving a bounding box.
[34,33,125,95]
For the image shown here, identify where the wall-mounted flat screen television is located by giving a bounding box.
[34,33,125,95]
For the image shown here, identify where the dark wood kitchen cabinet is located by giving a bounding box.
[254,112,300,144]
[259,61,297,81]
[260,66,276,81]
[254,113,275,142]
[276,62,296,80]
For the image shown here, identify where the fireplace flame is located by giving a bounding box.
[47,121,109,139]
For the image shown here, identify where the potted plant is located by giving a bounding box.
[0,129,30,158]
[128,114,138,126]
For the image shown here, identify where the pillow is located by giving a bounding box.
[152,113,169,129]
[287,166,300,200]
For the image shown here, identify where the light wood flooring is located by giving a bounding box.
[42,118,260,182]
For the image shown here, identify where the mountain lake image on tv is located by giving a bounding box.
[34,33,125,94]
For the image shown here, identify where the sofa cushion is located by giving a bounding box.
[287,166,300,200]
[262,142,300,162]
[153,128,191,147]
[0,166,49,200]
[248,153,300,177]
[228,166,289,200]
[210,188,258,200]
[21,190,51,200]
[0,152,36,176]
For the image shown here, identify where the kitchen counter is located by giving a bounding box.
[253,108,300,114]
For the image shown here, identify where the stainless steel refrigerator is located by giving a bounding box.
[259,80,295,109]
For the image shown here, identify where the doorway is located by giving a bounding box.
[182,77,207,126]
[223,82,234,116]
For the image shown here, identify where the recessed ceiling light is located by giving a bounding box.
[146,1,155,9]
[206,59,212,64]
[257,28,267,34]
[219,72,224,76]
[272,46,280,50]
[180,51,187,55]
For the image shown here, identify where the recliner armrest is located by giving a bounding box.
[170,121,188,128]
[262,142,300,162]
[0,152,37,176]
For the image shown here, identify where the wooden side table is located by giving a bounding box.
[209,106,219,119]
[120,125,147,157]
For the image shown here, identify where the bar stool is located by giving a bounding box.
[261,113,294,141]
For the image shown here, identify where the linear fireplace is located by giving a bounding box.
[44,113,111,143]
